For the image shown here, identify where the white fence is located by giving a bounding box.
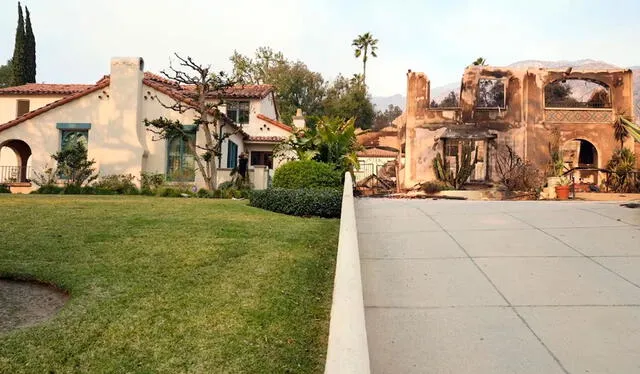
[324,173,370,373]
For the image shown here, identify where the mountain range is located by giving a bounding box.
[372,59,640,118]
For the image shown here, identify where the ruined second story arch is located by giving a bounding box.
[544,78,611,109]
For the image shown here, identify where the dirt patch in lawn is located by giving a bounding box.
[0,278,68,334]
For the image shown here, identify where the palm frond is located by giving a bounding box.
[619,116,640,143]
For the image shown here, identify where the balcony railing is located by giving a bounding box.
[0,166,32,184]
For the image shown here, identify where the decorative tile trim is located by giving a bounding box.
[544,109,613,123]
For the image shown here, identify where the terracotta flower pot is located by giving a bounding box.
[555,185,570,200]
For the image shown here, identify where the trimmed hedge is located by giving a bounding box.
[249,188,342,218]
[273,160,342,189]
[32,185,137,195]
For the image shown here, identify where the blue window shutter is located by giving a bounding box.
[227,141,238,169]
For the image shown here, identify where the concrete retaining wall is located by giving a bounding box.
[324,173,370,374]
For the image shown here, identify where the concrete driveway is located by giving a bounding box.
[356,199,640,374]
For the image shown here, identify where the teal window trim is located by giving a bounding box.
[56,123,92,130]
[227,140,238,169]
[166,129,197,182]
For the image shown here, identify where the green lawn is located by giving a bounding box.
[0,195,339,373]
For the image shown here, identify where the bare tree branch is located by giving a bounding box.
[143,53,240,190]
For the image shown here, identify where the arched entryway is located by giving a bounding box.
[0,140,32,183]
[561,139,599,184]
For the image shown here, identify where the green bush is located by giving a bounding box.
[197,188,213,198]
[140,172,165,191]
[93,174,139,195]
[217,181,234,191]
[273,160,342,189]
[155,186,193,198]
[34,185,64,194]
[0,184,10,193]
[249,188,342,218]
[60,185,85,195]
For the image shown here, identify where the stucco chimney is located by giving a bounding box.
[292,108,306,129]
[105,57,145,175]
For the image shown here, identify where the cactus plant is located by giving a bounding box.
[432,141,478,190]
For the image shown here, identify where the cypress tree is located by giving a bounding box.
[24,6,36,83]
[11,2,27,86]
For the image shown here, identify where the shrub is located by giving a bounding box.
[31,166,58,187]
[0,184,11,193]
[495,145,544,191]
[217,181,234,190]
[606,148,639,193]
[140,172,165,191]
[51,142,98,187]
[60,185,85,195]
[155,186,192,198]
[34,185,64,194]
[273,160,342,189]
[93,174,139,195]
[197,188,214,198]
[249,188,342,218]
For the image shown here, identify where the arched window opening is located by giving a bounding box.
[545,79,611,108]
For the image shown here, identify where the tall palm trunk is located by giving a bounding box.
[362,45,368,85]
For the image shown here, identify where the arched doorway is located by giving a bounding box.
[0,140,32,183]
[561,139,598,185]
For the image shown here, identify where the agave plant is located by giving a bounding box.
[606,147,638,193]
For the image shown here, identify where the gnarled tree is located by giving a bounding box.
[144,54,237,190]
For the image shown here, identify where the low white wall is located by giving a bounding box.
[324,173,370,374]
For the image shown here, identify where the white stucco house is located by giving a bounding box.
[0,57,299,191]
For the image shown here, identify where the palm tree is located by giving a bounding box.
[613,115,640,149]
[352,32,378,86]
[472,57,487,66]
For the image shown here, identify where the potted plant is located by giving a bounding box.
[545,129,565,199]
[555,176,571,200]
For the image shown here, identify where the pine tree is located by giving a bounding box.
[11,2,27,86]
[24,6,36,83]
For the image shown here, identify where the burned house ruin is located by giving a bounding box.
[393,65,636,189]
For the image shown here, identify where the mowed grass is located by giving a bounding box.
[0,195,339,373]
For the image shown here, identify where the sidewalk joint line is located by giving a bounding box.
[416,206,570,374]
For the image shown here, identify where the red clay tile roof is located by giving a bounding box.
[143,72,181,87]
[0,83,95,96]
[356,147,398,158]
[256,114,292,132]
[246,135,285,143]
[0,81,110,133]
[215,84,274,99]
[0,72,272,133]
[181,83,274,99]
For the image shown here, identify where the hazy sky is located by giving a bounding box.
[1,0,639,96]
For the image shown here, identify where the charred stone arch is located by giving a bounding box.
[561,137,600,184]
[544,78,612,108]
[0,139,32,183]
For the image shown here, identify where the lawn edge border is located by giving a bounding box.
[324,173,371,374]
